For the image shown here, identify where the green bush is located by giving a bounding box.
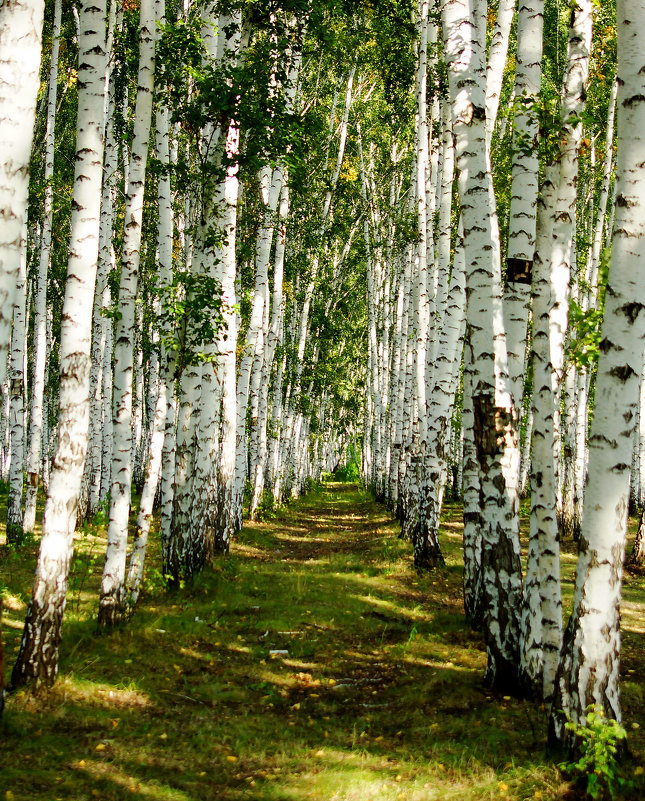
[560,705,630,800]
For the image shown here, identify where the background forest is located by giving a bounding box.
[1,0,645,799]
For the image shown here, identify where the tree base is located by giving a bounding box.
[6,520,24,547]
[97,593,128,629]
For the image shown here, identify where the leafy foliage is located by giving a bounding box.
[567,300,604,369]
[157,270,226,371]
[560,706,630,800]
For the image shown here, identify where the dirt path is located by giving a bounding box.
[2,480,644,800]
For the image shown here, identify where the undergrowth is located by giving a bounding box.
[0,479,643,800]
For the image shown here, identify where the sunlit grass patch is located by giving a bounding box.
[1,478,644,800]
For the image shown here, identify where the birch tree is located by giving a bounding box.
[0,0,46,385]
[98,0,156,628]
[11,0,108,688]
[23,0,63,534]
[549,0,645,749]
[442,0,523,691]
[5,231,27,544]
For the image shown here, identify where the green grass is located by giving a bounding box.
[1,479,644,800]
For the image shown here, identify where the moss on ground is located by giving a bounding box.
[1,479,644,800]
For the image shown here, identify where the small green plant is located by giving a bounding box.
[405,624,419,648]
[559,705,629,800]
[253,490,282,522]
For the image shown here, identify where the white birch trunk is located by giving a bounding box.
[23,0,62,533]
[11,0,107,688]
[550,1,645,743]
[485,0,516,154]
[504,0,544,424]
[99,0,156,627]
[520,165,559,699]
[442,0,523,691]
[130,32,174,601]
[5,227,27,544]
[0,0,46,386]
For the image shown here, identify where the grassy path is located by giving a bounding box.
[1,480,644,800]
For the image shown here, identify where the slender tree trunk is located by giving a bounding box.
[0,0,46,385]
[98,0,156,627]
[504,0,544,430]
[128,23,174,602]
[550,0,645,747]
[11,0,108,688]
[520,165,559,699]
[23,0,62,533]
[5,228,27,544]
[443,0,523,692]
[629,508,645,566]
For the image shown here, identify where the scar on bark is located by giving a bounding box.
[472,394,517,462]
[505,257,533,285]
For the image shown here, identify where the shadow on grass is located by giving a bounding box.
[1,480,643,800]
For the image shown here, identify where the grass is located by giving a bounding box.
[0,478,644,800]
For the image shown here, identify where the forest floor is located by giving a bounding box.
[1,479,644,801]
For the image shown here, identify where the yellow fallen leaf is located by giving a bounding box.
[634,766,644,776]
[291,703,301,711]
[111,719,119,728]
[534,792,543,799]
[78,760,86,767]
[315,750,325,757]
[328,678,336,686]
[6,792,15,801]
[226,755,238,763]
[95,743,106,752]
[159,733,168,740]
[498,782,509,793]
[395,774,402,782]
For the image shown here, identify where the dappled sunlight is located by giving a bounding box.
[73,759,193,800]
[622,600,645,634]
[2,480,644,800]
[10,674,153,713]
